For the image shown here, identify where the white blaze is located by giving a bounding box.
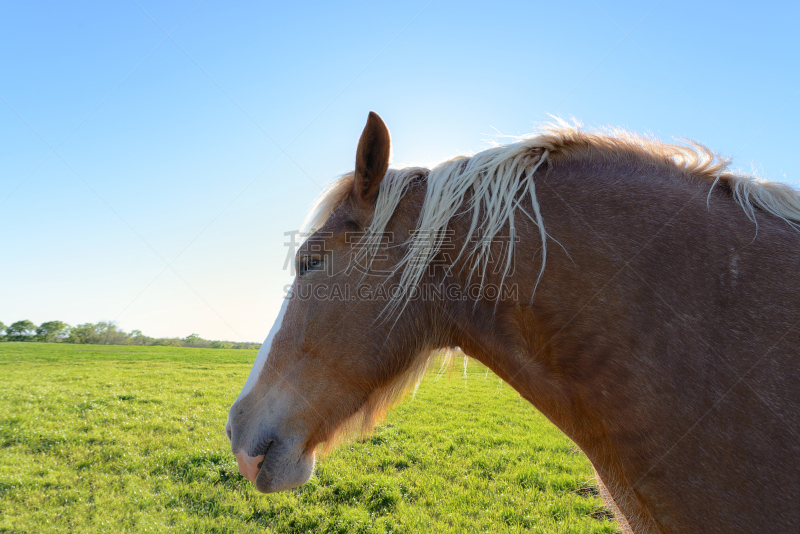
[235,297,290,403]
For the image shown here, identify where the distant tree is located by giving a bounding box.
[94,321,130,345]
[67,323,102,344]
[152,338,181,347]
[128,330,152,346]
[12,319,259,348]
[183,333,202,345]
[36,321,70,342]
[0,321,6,340]
[6,320,36,341]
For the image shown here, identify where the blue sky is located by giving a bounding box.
[2,1,798,342]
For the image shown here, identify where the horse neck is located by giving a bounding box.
[435,156,797,451]
[427,158,800,532]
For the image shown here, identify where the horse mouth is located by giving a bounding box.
[234,439,273,486]
[250,440,316,493]
[253,441,275,492]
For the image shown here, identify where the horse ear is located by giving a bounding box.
[354,111,391,203]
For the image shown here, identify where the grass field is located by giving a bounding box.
[0,343,619,533]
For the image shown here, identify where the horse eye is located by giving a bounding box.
[299,257,322,277]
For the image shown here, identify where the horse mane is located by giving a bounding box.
[306,120,800,309]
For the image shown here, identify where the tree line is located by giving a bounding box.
[0,320,261,350]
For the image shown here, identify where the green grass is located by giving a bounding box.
[0,343,619,533]
[0,342,256,364]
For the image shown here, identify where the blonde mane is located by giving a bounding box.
[307,121,800,310]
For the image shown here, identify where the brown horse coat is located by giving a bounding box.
[228,113,800,533]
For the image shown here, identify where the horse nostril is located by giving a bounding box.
[225,422,232,440]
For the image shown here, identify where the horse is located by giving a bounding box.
[226,112,800,533]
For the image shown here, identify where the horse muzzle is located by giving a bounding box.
[226,417,315,493]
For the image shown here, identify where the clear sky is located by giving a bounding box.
[2,1,799,342]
